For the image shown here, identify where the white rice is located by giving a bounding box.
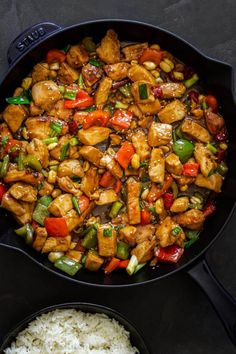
[4,309,139,354]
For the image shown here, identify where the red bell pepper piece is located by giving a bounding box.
[139,48,164,65]
[0,183,7,202]
[147,175,173,202]
[205,95,218,113]
[44,217,69,237]
[46,49,66,64]
[64,89,94,109]
[141,208,151,225]
[183,163,199,177]
[78,195,90,213]
[163,192,174,209]
[104,257,121,274]
[99,171,115,188]
[4,139,21,158]
[109,109,133,130]
[203,201,216,217]
[115,141,135,170]
[118,259,130,268]
[155,245,184,263]
[83,110,110,129]
[113,179,122,194]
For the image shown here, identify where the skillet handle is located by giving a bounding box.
[7,22,61,65]
[187,258,236,345]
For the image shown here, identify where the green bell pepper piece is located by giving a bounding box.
[82,227,97,249]
[109,201,123,219]
[0,154,9,177]
[32,203,49,225]
[23,154,42,172]
[173,139,194,163]
[117,241,130,260]
[184,73,199,88]
[15,223,34,245]
[54,256,82,276]
[39,195,53,207]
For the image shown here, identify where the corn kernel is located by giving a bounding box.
[155,198,164,214]
[173,71,184,80]
[131,60,138,65]
[52,188,62,198]
[49,62,60,70]
[22,77,32,90]
[180,185,188,192]
[83,160,90,171]
[48,170,57,184]
[219,143,228,150]
[151,70,160,78]
[150,44,161,50]
[141,188,149,200]
[163,58,175,69]
[143,61,157,70]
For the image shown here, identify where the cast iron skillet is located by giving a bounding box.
[0,302,150,353]
[1,19,236,344]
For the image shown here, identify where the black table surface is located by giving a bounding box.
[1,1,236,353]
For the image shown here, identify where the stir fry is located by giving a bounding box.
[0,29,228,276]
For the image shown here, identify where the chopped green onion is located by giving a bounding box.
[64,88,77,100]
[78,74,85,89]
[119,84,131,98]
[148,206,156,215]
[184,230,200,248]
[71,176,81,182]
[84,105,96,112]
[117,241,130,260]
[217,162,228,176]
[42,137,58,145]
[206,143,217,154]
[6,95,30,105]
[72,196,81,215]
[109,201,123,219]
[54,255,82,276]
[0,154,9,178]
[140,161,148,168]
[1,136,9,146]
[172,226,181,236]
[115,101,129,109]
[184,73,199,88]
[58,85,65,94]
[126,255,138,275]
[103,228,112,237]
[89,58,101,67]
[82,228,97,249]
[62,44,71,53]
[171,181,179,199]
[32,203,49,225]
[134,262,146,274]
[69,137,79,146]
[208,170,215,177]
[202,101,208,110]
[50,121,62,137]
[139,83,148,99]
[60,143,69,161]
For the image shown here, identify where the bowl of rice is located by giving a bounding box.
[0,302,150,354]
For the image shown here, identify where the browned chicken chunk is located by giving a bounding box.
[42,235,71,253]
[158,83,186,98]
[32,227,48,251]
[48,193,73,217]
[104,62,130,81]
[131,130,151,162]
[32,63,50,83]
[82,63,103,86]
[8,182,37,202]
[173,209,205,230]
[149,148,165,184]
[66,44,89,68]
[80,167,99,197]
[27,138,49,168]
[127,178,141,225]
[131,239,157,263]
[25,117,51,140]
[195,173,223,193]
[58,62,79,84]
[78,127,111,145]
[32,80,61,111]
[3,104,27,133]
[194,143,217,177]
[79,146,103,167]
[128,64,155,84]
[148,122,172,147]
[57,159,84,178]
[165,153,183,175]
[158,100,186,124]
[4,170,43,186]
[96,29,120,64]
[48,100,72,120]
[181,119,212,143]
[95,77,113,108]
[97,224,117,257]
[156,216,185,247]
[122,43,148,61]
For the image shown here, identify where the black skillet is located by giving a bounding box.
[1,19,236,345]
[0,302,150,353]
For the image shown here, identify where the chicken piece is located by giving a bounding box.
[95,77,112,108]
[148,122,172,147]
[57,176,81,195]
[64,202,95,231]
[126,177,141,225]
[100,149,123,179]
[15,201,34,225]
[158,100,186,124]
[119,225,137,246]
[194,143,217,177]
[8,182,37,203]
[1,192,25,216]
[80,167,99,197]
[128,64,155,84]
[135,224,156,244]
[131,81,154,104]
[137,99,161,115]
[156,216,185,247]
[4,170,43,186]
[165,153,183,175]
[97,224,117,257]
[195,173,223,193]
[29,102,44,116]
[78,127,111,145]
[79,146,103,167]
[42,235,71,253]
[50,135,70,161]
[205,110,224,135]
[32,63,50,83]
[82,63,103,86]
[158,83,186,98]
[110,134,122,146]
[66,250,83,262]
[66,44,89,68]
[85,251,104,271]
[48,100,72,120]
[131,130,151,162]
[174,175,194,186]
[149,148,165,184]
[104,62,130,81]
[96,29,120,64]
[181,119,212,143]
[38,181,54,196]
[58,62,79,84]
[25,117,51,140]
[3,104,27,133]
[48,193,73,217]
[32,80,61,111]
[173,209,205,230]
[131,239,157,263]
[32,227,48,251]
[122,43,148,61]
[95,189,118,205]
[170,197,189,213]
[26,138,49,168]
[138,115,155,129]
[57,159,84,178]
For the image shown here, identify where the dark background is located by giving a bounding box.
[0,1,236,353]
